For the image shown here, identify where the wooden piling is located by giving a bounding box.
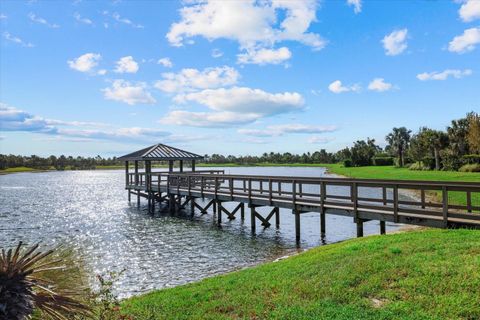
[356,219,364,237]
[250,206,256,233]
[294,209,300,242]
[217,201,222,225]
[275,207,280,228]
[320,209,326,237]
[380,220,386,235]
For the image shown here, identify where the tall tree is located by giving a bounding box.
[385,127,411,167]
[426,129,449,170]
[467,112,480,154]
[447,116,470,156]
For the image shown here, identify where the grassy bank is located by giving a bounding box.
[123,229,480,319]
[0,166,49,174]
[319,163,480,182]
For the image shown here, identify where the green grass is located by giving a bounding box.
[0,166,49,174]
[319,163,480,182]
[122,229,480,319]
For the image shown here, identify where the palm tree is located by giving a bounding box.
[422,129,449,170]
[0,242,90,320]
[386,127,411,167]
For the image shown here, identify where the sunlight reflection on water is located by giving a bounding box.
[0,168,401,297]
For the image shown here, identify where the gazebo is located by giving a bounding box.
[118,143,204,180]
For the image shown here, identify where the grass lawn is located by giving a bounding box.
[0,166,49,174]
[319,163,480,182]
[122,229,480,320]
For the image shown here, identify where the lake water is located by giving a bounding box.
[0,167,402,297]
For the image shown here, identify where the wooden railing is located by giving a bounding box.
[126,171,480,227]
[162,173,480,226]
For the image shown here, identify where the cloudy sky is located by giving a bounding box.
[0,0,479,157]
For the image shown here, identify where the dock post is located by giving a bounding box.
[128,191,131,202]
[169,195,175,214]
[294,209,300,242]
[147,193,151,213]
[275,207,280,228]
[320,209,326,237]
[356,219,364,237]
[190,197,195,216]
[151,194,155,212]
[240,203,245,220]
[217,201,222,225]
[250,206,256,233]
[380,221,386,235]
[137,191,140,207]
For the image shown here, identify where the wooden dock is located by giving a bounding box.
[125,171,480,241]
[118,144,480,242]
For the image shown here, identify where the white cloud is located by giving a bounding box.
[157,57,173,68]
[0,13,7,20]
[154,66,240,93]
[68,53,101,73]
[211,48,223,58]
[416,69,473,81]
[102,80,156,105]
[0,103,176,143]
[2,32,34,47]
[368,78,393,92]
[73,12,93,25]
[308,136,335,144]
[448,27,480,53]
[111,12,144,28]
[328,80,361,93]
[237,47,292,65]
[459,0,480,22]
[114,56,139,73]
[28,12,59,28]
[238,123,337,137]
[166,0,325,64]
[347,0,362,14]
[174,86,304,116]
[159,110,258,127]
[382,28,408,56]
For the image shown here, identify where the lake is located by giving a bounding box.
[0,167,402,297]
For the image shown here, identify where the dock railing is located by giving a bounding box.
[162,172,480,227]
[126,170,480,228]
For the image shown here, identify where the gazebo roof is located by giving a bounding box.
[118,143,204,161]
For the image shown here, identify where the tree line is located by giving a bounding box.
[204,111,480,172]
[0,154,120,170]
[1,112,479,172]
[335,111,480,171]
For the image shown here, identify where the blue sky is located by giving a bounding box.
[0,0,479,157]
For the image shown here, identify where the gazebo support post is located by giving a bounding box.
[134,160,139,206]
[192,160,196,172]
[179,160,183,173]
[125,161,130,201]
[145,160,152,213]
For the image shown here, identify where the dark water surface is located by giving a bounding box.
[0,167,401,297]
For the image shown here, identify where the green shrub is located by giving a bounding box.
[458,164,480,172]
[409,161,431,171]
[373,157,394,166]
[462,154,480,164]
[343,159,353,167]
[441,149,463,171]
[422,157,435,170]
